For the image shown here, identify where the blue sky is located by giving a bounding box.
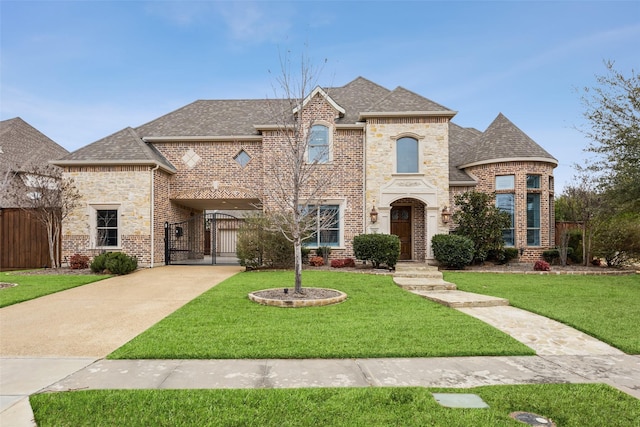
[1,1,639,192]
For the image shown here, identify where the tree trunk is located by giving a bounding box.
[294,239,303,294]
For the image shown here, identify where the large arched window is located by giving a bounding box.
[308,124,330,164]
[396,137,419,173]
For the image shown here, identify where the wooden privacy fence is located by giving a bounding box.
[0,208,59,271]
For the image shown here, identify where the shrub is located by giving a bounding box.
[91,252,137,275]
[90,252,109,273]
[353,234,400,269]
[309,256,324,267]
[69,253,89,269]
[533,260,550,271]
[488,247,519,265]
[316,246,332,261]
[431,234,474,269]
[330,258,355,268]
[236,213,294,269]
[104,252,138,275]
[542,249,559,264]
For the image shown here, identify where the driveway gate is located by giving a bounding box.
[164,212,243,265]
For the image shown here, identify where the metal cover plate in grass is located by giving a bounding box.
[431,393,489,408]
[509,412,556,426]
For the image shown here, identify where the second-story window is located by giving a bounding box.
[308,124,330,164]
[397,137,419,173]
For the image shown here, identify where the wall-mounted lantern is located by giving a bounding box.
[441,206,451,224]
[370,204,378,224]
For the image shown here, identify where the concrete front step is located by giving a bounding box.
[412,290,509,308]
[395,263,439,274]
[393,277,457,291]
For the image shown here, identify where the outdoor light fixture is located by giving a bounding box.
[370,204,378,223]
[284,288,289,295]
[441,206,451,224]
[519,247,525,256]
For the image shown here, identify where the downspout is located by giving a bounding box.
[362,123,367,233]
[150,164,160,268]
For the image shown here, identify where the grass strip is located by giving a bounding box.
[445,272,640,354]
[109,271,533,359]
[30,383,640,427]
[0,271,111,308]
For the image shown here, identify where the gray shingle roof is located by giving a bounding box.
[55,127,176,173]
[366,86,454,115]
[449,122,480,185]
[55,78,555,182]
[458,113,557,167]
[0,117,68,173]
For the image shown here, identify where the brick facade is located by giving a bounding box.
[58,79,557,267]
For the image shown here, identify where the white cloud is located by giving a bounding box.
[214,1,294,45]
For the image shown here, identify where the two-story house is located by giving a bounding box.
[53,77,557,267]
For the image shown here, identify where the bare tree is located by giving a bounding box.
[262,53,335,293]
[14,165,81,268]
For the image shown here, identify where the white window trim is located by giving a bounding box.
[306,121,333,164]
[89,204,122,250]
[391,132,424,175]
[301,199,345,249]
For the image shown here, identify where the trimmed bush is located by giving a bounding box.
[431,234,474,269]
[69,253,89,270]
[330,258,356,268]
[533,260,551,271]
[309,256,324,267]
[90,252,137,275]
[353,234,400,269]
[488,247,520,265]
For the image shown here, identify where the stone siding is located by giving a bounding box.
[63,166,153,266]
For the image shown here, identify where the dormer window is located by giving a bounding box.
[308,124,330,164]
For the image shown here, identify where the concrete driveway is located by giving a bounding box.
[0,265,242,358]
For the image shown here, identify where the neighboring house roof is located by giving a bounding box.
[458,113,558,168]
[0,117,69,208]
[54,127,176,173]
[0,117,68,174]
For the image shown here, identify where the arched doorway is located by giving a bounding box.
[390,199,427,261]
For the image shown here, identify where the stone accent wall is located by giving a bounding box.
[63,166,153,266]
[457,161,556,261]
[365,117,451,260]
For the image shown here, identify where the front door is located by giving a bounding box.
[391,206,412,260]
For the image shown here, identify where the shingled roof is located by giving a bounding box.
[0,117,68,173]
[54,78,554,183]
[54,127,176,173]
[458,113,557,168]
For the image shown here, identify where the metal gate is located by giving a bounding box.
[165,212,243,265]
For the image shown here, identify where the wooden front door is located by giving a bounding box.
[391,206,412,260]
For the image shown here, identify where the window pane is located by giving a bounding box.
[495,175,514,190]
[97,229,118,247]
[527,175,540,189]
[496,193,515,246]
[97,210,117,227]
[397,137,418,173]
[309,125,329,163]
[527,193,540,246]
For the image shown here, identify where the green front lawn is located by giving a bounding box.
[109,271,533,359]
[0,271,111,308]
[445,272,640,354]
[30,383,640,427]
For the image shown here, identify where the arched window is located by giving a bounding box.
[308,124,330,164]
[396,137,419,173]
